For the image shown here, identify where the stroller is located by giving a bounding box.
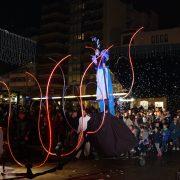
[131,127,154,166]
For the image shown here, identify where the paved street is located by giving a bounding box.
[1,152,180,180]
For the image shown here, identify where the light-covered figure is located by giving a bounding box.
[91,37,115,116]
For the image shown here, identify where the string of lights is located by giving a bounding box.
[0,28,36,66]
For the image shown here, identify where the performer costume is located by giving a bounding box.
[85,38,137,157]
[91,38,115,116]
[87,112,137,157]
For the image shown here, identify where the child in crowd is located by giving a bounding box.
[169,116,180,151]
[153,127,162,157]
[161,124,170,152]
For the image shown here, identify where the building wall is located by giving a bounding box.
[103,0,127,45]
[135,27,180,45]
[32,0,70,96]
[121,27,180,47]
[68,0,159,87]
[32,0,159,96]
[104,0,158,46]
[0,63,36,95]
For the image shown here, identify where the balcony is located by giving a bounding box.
[83,8,103,21]
[84,0,103,10]
[42,2,69,14]
[37,32,68,43]
[83,21,103,31]
[9,81,35,87]
[41,12,69,24]
[40,22,69,34]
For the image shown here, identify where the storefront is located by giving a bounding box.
[132,97,167,110]
[0,90,24,105]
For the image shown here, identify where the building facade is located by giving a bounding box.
[68,0,158,95]
[112,27,180,110]
[0,28,37,97]
[32,0,70,96]
[32,0,158,97]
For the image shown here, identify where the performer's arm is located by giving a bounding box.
[101,50,109,67]
[91,55,97,65]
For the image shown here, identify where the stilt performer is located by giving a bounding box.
[91,37,115,116]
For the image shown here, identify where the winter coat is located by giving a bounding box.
[169,122,180,139]
[162,129,170,142]
[153,131,162,144]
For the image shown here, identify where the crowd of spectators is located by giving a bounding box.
[0,102,180,161]
[117,106,180,157]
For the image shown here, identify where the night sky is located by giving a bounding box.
[0,0,40,35]
[131,0,180,28]
[0,0,179,36]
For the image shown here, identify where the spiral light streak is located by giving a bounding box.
[45,55,84,157]
[62,86,80,133]
[49,57,78,133]
[58,46,113,157]
[80,45,113,136]
[25,72,51,167]
[122,27,144,99]
[85,45,96,52]
[45,55,87,158]
[83,81,105,134]
[0,28,144,167]
[46,55,71,157]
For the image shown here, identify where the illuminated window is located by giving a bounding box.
[77,34,81,40]
[140,101,148,110]
[155,102,164,109]
[76,33,85,40]
[81,33,84,40]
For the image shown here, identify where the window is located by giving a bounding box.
[155,102,164,109]
[140,101,148,110]
[76,33,84,40]
[81,33,84,40]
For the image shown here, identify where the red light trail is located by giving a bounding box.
[122,26,144,99]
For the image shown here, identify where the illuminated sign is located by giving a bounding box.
[121,27,180,46]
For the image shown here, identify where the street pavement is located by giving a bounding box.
[1,152,180,180]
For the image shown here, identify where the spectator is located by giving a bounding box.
[124,115,133,129]
[153,127,162,157]
[69,110,79,131]
[161,124,170,152]
[169,116,180,151]
[76,109,91,159]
